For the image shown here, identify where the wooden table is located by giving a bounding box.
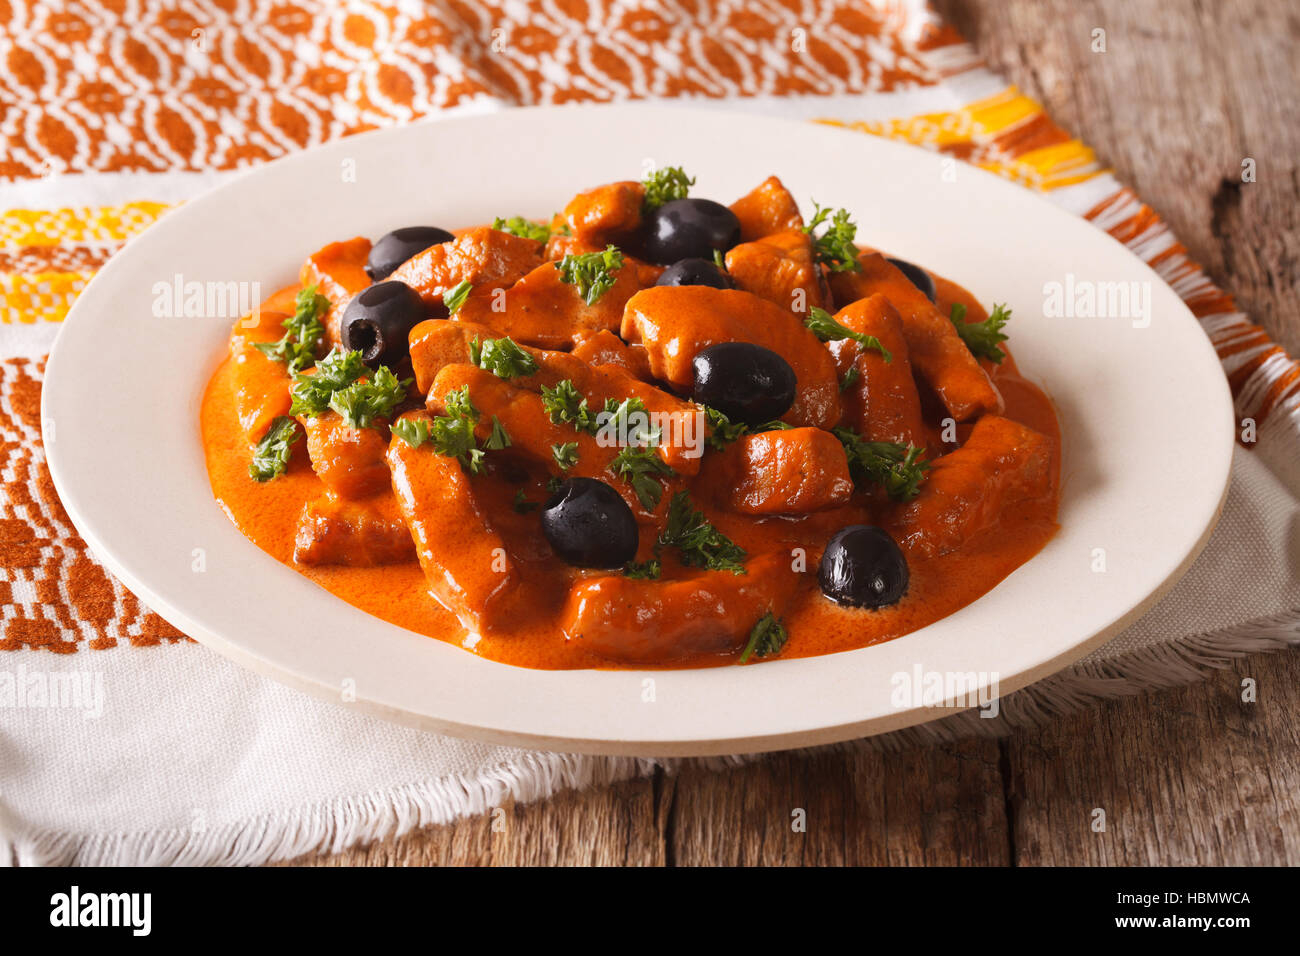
[298,0,1300,866]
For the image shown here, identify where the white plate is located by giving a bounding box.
[43,104,1234,756]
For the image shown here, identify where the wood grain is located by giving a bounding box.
[293,0,1300,867]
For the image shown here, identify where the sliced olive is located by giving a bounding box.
[691,342,796,426]
[655,257,732,289]
[642,198,741,265]
[540,478,639,568]
[886,256,936,303]
[818,525,909,609]
[339,280,425,369]
[366,226,455,281]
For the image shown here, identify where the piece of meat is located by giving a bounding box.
[300,237,372,345]
[561,553,803,664]
[389,226,544,307]
[884,416,1053,556]
[829,252,1002,421]
[562,180,645,243]
[293,495,415,566]
[455,258,642,350]
[301,412,391,499]
[724,229,827,315]
[621,286,841,429]
[828,294,929,449]
[387,412,520,633]
[571,330,655,381]
[706,428,853,515]
[729,175,804,241]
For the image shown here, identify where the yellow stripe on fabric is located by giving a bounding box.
[817,86,1103,193]
[1,271,90,324]
[0,201,174,247]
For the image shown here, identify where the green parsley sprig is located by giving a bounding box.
[739,611,788,664]
[949,302,1011,364]
[328,365,411,430]
[703,407,793,452]
[552,441,579,470]
[540,379,599,433]
[470,335,538,380]
[426,385,486,474]
[443,279,472,315]
[491,216,554,243]
[253,285,329,373]
[803,201,862,272]
[248,415,301,482]
[833,427,931,502]
[622,559,662,580]
[288,347,368,418]
[554,245,624,305]
[642,166,694,210]
[657,491,747,574]
[804,306,892,362]
[607,446,674,510]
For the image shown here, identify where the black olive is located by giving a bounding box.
[655,257,733,289]
[886,256,936,304]
[691,342,796,426]
[366,226,455,281]
[339,280,425,369]
[642,198,741,265]
[818,525,909,609]
[540,478,639,568]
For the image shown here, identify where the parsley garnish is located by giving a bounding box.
[492,216,553,243]
[623,559,662,580]
[642,166,694,210]
[803,202,862,272]
[601,396,660,447]
[739,611,788,663]
[950,302,1011,364]
[834,427,931,501]
[712,248,727,271]
[392,417,430,448]
[328,365,411,429]
[470,335,538,380]
[703,407,793,452]
[540,379,599,433]
[254,285,329,372]
[554,245,624,305]
[805,307,892,362]
[513,489,539,513]
[429,385,486,474]
[485,415,511,450]
[607,446,673,510]
[839,365,861,392]
[248,415,301,482]
[551,441,579,470]
[443,279,472,315]
[657,492,747,574]
[288,347,368,418]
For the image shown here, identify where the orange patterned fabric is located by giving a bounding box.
[1,0,947,178]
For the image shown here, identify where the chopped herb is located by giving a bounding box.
[491,216,553,243]
[254,285,329,372]
[443,279,473,315]
[834,427,931,502]
[712,248,727,271]
[607,446,673,510]
[546,475,564,494]
[657,491,747,574]
[623,559,662,580]
[703,407,793,451]
[950,302,1011,364]
[551,441,579,470]
[248,415,301,482]
[803,201,862,272]
[429,385,485,474]
[288,347,368,418]
[839,365,861,392]
[512,489,539,513]
[540,379,598,433]
[470,335,538,380]
[485,415,511,450]
[328,365,411,430]
[391,417,431,448]
[739,611,788,664]
[642,166,695,210]
[804,307,892,362]
[602,396,659,447]
[554,245,624,305]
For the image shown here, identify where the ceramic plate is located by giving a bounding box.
[42,104,1234,755]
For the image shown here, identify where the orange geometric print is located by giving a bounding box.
[0,358,187,652]
[0,0,947,181]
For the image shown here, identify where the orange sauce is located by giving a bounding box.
[200,269,1060,670]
